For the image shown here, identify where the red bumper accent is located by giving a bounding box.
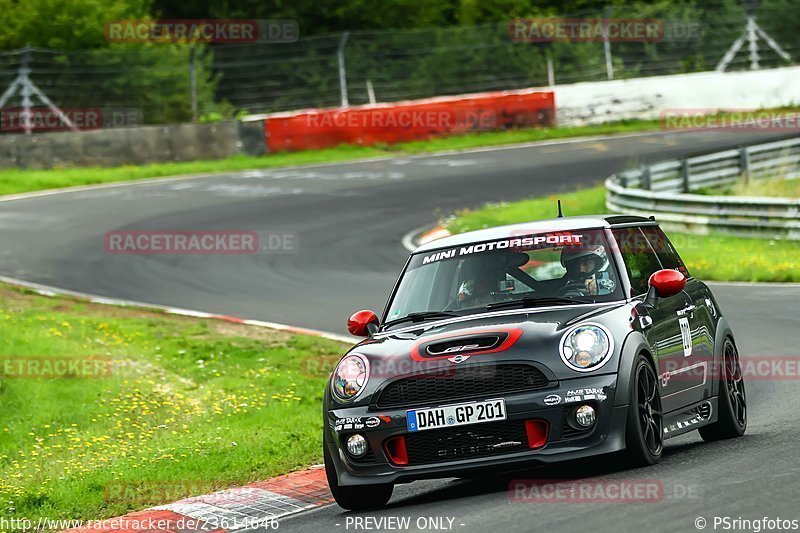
[384,436,409,465]
[525,420,549,449]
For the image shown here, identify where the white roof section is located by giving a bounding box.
[414,215,627,253]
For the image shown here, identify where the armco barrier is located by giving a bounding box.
[606,135,800,239]
[264,91,555,152]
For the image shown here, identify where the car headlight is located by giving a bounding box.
[331,354,369,401]
[559,324,614,372]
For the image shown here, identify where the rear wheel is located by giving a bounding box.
[700,338,747,441]
[324,444,393,510]
[621,355,664,467]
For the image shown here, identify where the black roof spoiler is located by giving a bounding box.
[604,215,656,225]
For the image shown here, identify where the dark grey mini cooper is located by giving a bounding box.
[324,215,746,510]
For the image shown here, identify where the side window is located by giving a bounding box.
[640,226,690,277]
[611,227,662,296]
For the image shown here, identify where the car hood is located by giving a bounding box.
[335,301,635,407]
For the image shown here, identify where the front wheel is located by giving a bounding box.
[324,444,393,510]
[620,355,664,467]
[699,338,747,441]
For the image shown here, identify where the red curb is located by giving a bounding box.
[61,467,332,532]
[248,466,333,506]
[212,314,246,324]
[417,225,452,246]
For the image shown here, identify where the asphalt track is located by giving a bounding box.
[2,129,799,533]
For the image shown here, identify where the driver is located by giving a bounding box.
[456,256,503,308]
[559,245,608,296]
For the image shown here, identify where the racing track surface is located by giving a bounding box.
[2,129,799,532]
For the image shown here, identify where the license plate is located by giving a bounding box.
[406,398,506,432]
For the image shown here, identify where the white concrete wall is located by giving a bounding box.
[248,66,800,129]
[550,66,800,125]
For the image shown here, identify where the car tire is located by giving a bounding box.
[699,338,747,442]
[621,354,664,467]
[324,443,393,510]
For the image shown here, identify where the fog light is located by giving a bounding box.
[346,434,368,457]
[575,405,596,427]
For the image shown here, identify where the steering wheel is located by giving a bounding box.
[556,279,589,298]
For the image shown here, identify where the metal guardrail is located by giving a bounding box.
[605,136,800,239]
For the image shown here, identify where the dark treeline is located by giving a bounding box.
[0,0,796,121]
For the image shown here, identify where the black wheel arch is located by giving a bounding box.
[712,317,735,398]
[614,331,657,408]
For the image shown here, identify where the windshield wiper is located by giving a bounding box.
[485,296,590,311]
[382,311,460,328]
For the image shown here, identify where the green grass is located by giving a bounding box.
[700,177,800,198]
[0,284,346,521]
[0,119,661,197]
[447,184,800,282]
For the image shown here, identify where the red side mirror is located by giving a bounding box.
[648,269,686,298]
[347,310,379,337]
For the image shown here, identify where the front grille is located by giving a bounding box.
[375,364,551,409]
[404,420,529,464]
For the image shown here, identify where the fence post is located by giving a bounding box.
[337,32,350,108]
[366,80,376,104]
[746,15,760,70]
[19,46,33,134]
[640,165,651,190]
[739,146,751,185]
[546,53,555,86]
[681,159,691,192]
[602,6,614,80]
[189,45,198,122]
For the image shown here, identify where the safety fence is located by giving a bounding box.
[0,4,796,124]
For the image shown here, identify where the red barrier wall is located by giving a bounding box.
[265,91,555,152]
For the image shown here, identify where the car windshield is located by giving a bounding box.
[385,228,624,325]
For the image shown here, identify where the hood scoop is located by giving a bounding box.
[422,333,505,358]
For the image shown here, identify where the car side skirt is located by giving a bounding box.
[663,397,719,439]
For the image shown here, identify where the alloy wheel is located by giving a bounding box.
[637,362,664,456]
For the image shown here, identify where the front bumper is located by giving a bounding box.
[325,373,626,486]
